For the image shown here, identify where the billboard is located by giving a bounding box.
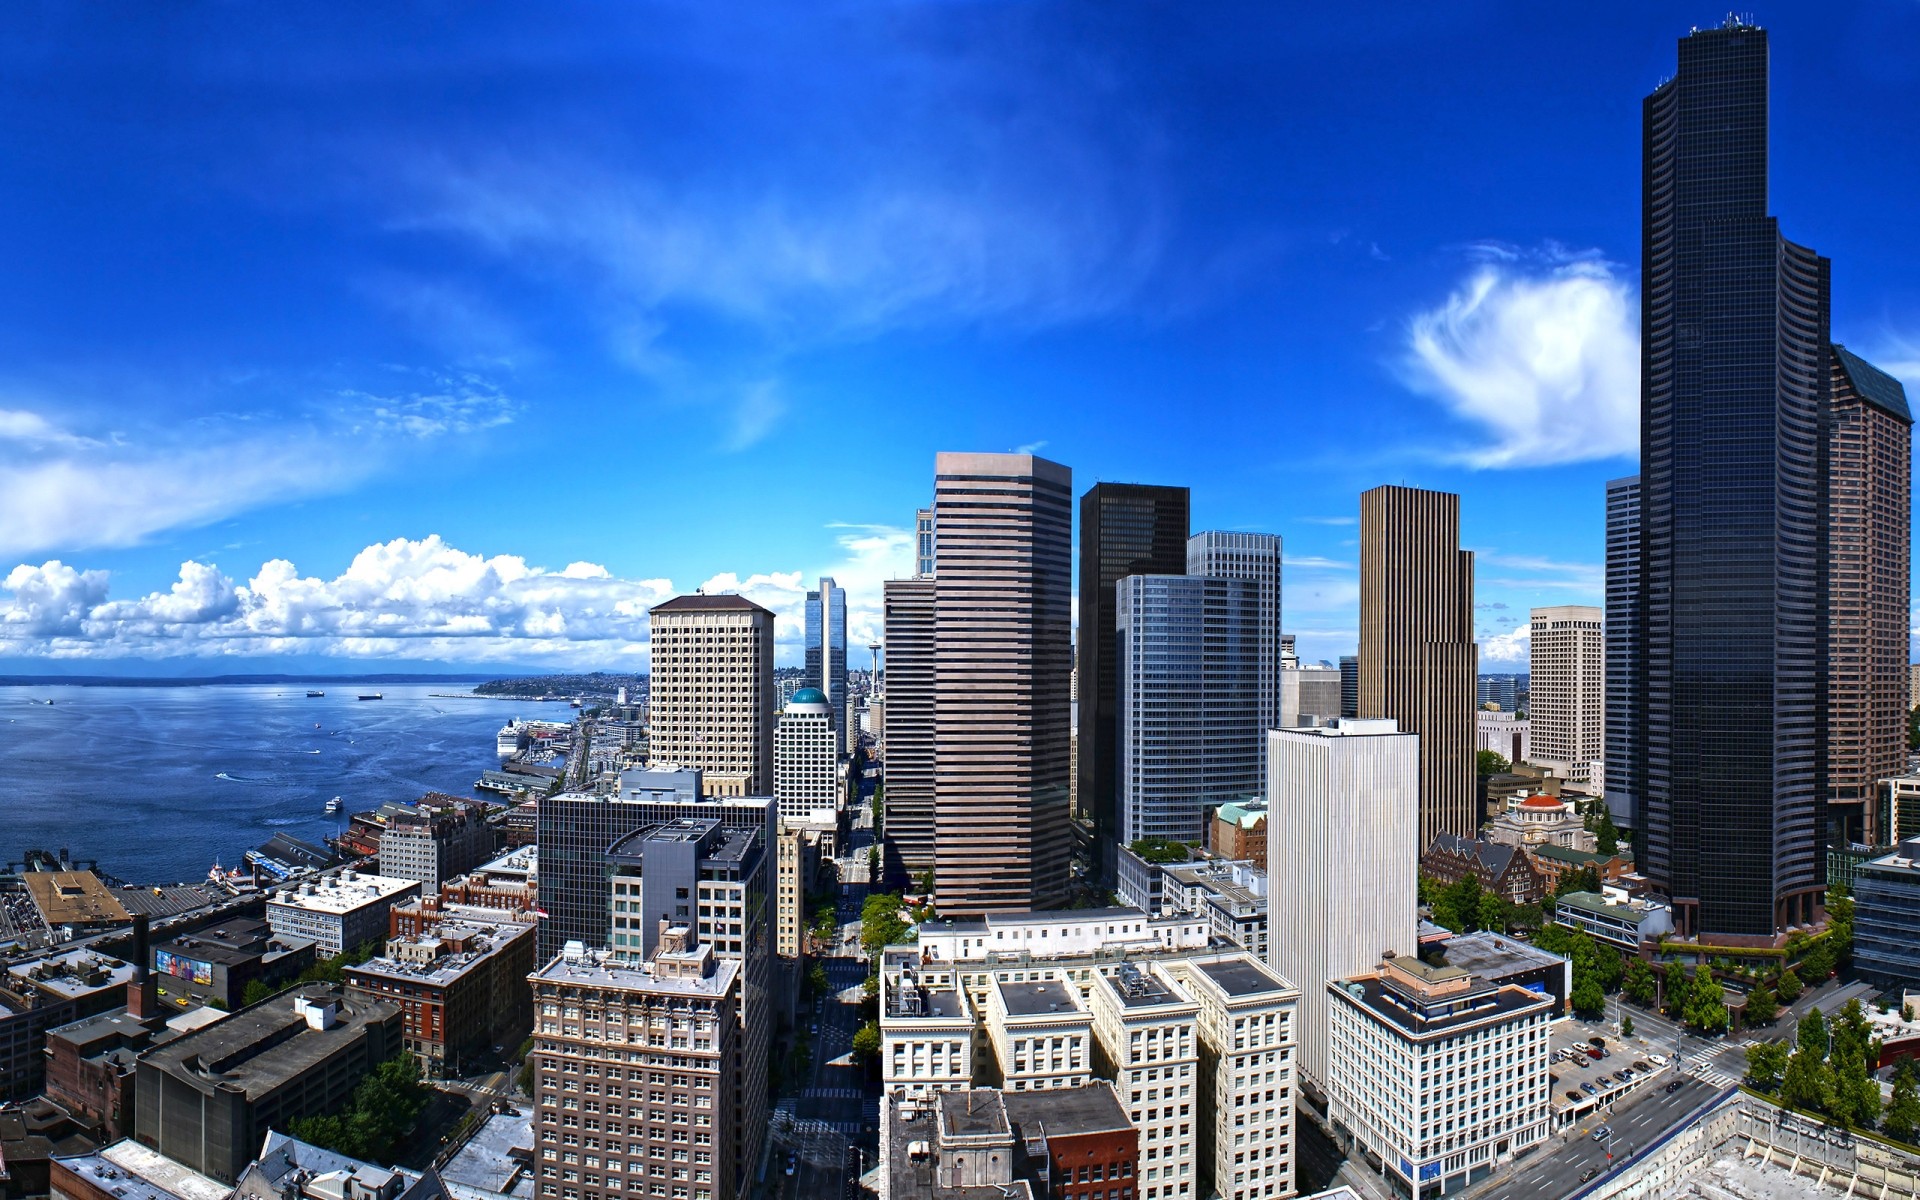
[154,950,214,987]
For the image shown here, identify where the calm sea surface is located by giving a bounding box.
[0,683,563,884]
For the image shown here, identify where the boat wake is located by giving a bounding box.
[263,817,304,826]
[215,772,264,784]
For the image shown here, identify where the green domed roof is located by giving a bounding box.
[788,687,829,706]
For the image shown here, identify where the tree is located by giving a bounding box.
[806,962,830,999]
[850,1021,881,1066]
[1584,804,1622,857]
[1475,890,1510,934]
[1571,979,1606,1020]
[1621,1015,1634,1039]
[1128,837,1191,865]
[913,868,935,896]
[1827,884,1855,966]
[1554,867,1602,899]
[1591,942,1626,993]
[1662,961,1690,1016]
[1904,1003,1914,1024]
[860,891,912,956]
[1801,938,1836,982]
[1431,873,1486,934]
[1745,983,1779,1026]
[1780,1048,1835,1115]
[1623,959,1657,1007]
[1777,968,1804,1003]
[1743,1040,1789,1092]
[240,978,277,1008]
[1476,750,1511,776]
[1683,967,1728,1036]
[1885,1059,1920,1144]
[1798,1007,1829,1058]
[289,1053,428,1164]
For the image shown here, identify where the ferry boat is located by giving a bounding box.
[306,690,325,697]
[357,693,384,701]
[325,796,343,814]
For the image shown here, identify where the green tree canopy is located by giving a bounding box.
[1777,968,1804,1002]
[1886,1059,1920,1144]
[1744,1040,1789,1092]
[1683,967,1728,1035]
[851,1021,881,1065]
[1781,1048,1836,1114]
[1745,983,1779,1026]
[1128,837,1191,865]
[860,891,913,955]
[1623,959,1657,1007]
[1476,750,1511,776]
[1571,979,1606,1020]
[1798,1007,1829,1058]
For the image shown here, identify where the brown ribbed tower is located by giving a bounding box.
[1359,484,1477,850]
[933,451,1074,914]
[1826,344,1912,846]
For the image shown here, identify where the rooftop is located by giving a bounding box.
[267,873,420,915]
[137,984,399,1100]
[1332,967,1551,1040]
[1098,963,1187,1011]
[529,947,739,999]
[1193,954,1295,999]
[887,1098,1037,1200]
[55,1139,231,1200]
[935,1089,1010,1140]
[1000,1083,1133,1138]
[648,593,773,615]
[1437,931,1569,976]
[24,871,131,928]
[1531,843,1630,866]
[5,947,137,1002]
[1835,342,1913,423]
[995,978,1083,1019]
[345,920,536,988]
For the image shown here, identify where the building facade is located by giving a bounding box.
[1087,964,1198,1200]
[880,577,937,888]
[1116,574,1263,847]
[1188,532,1285,761]
[934,452,1074,914]
[804,576,849,757]
[1268,719,1419,1095]
[1604,475,1641,832]
[1635,20,1830,937]
[1826,346,1912,846]
[1079,483,1191,881]
[264,873,421,958]
[343,906,536,1077]
[772,688,837,824]
[1158,956,1297,1200]
[377,802,494,892]
[646,594,775,797]
[1527,606,1603,786]
[1850,839,1920,992]
[1358,486,1477,849]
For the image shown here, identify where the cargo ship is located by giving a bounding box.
[357,693,384,701]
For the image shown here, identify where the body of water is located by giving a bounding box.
[0,682,566,884]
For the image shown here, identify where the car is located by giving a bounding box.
[1614,1071,1629,1082]
[1587,1047,1604,1059]
[1666,1080,1685,1094]
[1593,1127,1613,1142]
[810,1023,819,1035]
[1590,1036,1607,1047]
[1567,1091,1584,1103]
[1580,1168,1602,1183]
[1582,1082,1598,1095]
[785,1154,797,1177]
[1600,1047,1611,1057]
[1649,1053,1669,1066]
[1633,1060,1650,1072]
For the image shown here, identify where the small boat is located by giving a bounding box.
[325,796,343,814]
[307,690,325,698]
[357,693,384,701]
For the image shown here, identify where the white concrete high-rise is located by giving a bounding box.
[1528,605,1604,786]
[1267,718,1418,1096]
[773,688,837,823]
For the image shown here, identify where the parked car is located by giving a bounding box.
[1590,1036,1607,1047]
[1581,1168,1601,1183]
[1587,1047,1604,1059]
[1582,1082,1598,1095]
[1567,1091,1585,1103]
[1633,1060,1651,1072]
[1593,1127,1613,1142]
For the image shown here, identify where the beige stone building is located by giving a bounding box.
[1528,605,1603,787]
[646,594,774,797]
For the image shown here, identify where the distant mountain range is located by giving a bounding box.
[0,673,499,687]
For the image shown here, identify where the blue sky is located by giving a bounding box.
[1,2,1916,673]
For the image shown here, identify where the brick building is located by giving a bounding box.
[1420,834,1548,907]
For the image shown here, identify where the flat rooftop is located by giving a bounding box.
[1195,955,1294,999]
[6,948,136,1001]
[888,1099,1036,1200]
[138,985,398,1100]
[1001,1082,1132,1138]
[24,871,130,927]
[936,1089,1010,1139]
[996,979,1081,1018]
[347,921,535,988]
[1439,932,1568,976]
[55,1139,230,1200]
[267,873,420,915]
[1335,972,1551,1040]
[530,949,739,999]
[1100,966,1185,1011]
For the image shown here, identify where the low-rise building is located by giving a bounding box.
[881,1084,1137,1200]
[1522,843,1634,891]
[1087,964,1198,1200]
[149,918,313,1011]
[881,957,973,1102]
[1853,838,1920,991]
[1429,931,1572,1017]
[343,908,537,1077]
[133,984,404,1183]
[1211,800,1268,871]
[1114,844,1199,914]
[986,979,1092,1093]
[1327,955,1552,1200]
[49,1139,229,1200]
[265,872,422,957]
[916,907,1210,965]
[23,872,131,942]
[0,948,138,1103]
[441,845,538,917]
[528,932,741,1200]
[1483,794,1596,853]
[1159,859,1268,959]
[1419,836,1548,908]
[1553,888,1675,950]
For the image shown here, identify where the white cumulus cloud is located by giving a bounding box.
[1404,248,1639,468]
[1478,621,1530,669]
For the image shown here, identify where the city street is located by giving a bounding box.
[1475,1076,1720,1200]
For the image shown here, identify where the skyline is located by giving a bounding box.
[2,4,1916,673]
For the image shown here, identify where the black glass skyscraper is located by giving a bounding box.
[1077,482,1190,881]
[1637,20,1830,937]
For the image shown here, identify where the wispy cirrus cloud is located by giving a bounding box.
[1402,244,1638,468]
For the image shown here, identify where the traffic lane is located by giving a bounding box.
[1476,1077,1717,1200]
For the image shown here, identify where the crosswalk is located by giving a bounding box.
[1685,1056,1741,1089]
[804,1086,864,1100]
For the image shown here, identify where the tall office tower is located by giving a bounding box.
[1528,606,1604,785]
[881,578,936,887]
[530,929,742,1200]
[915,506,936,578]
[1188,531,1285,739]
[1116,574,1263,847]
[773,688,838,823]
[934,452,1074,914]
[648,594,775,796]
[1827,347,1912,846]
[1358,485,1476,848]
[1339,655,1359,719]
[1268,718,1418,1096]
[805,577,850,755]
[1079,483,1191,879]
[1637,21,1830,936]
[1604,476,1642,832]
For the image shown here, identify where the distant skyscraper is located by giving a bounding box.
[805,576,849,756]
[1079,483,1191,878]
[915,506,936,578]
[1827,347,1912,845]
[773,688,838,823]
[1637,21,1829,936]
[1116,574,1262,847]
[1604,475,1641,833]
[1358,485,1476,849]
[648,593,775,796]
[1268,718,1419,1095]
[1188,533,1284,737]
[934,452,1073,914]
[1339,655,1359,719]
[1529,606,1604,786]
[882,578,936,887]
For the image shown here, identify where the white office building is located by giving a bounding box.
[1088,963,1200,1200]
[1268,718,1419,1095]
[265,872,421,957]
[1528,605,1603,786]
[985,977,1092,1092]
[1160,859,1268,960]
[772,688,838,823]
[1327,956,1553,1199]
[1162,954,1298,1200]
[880,957,975,1103]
